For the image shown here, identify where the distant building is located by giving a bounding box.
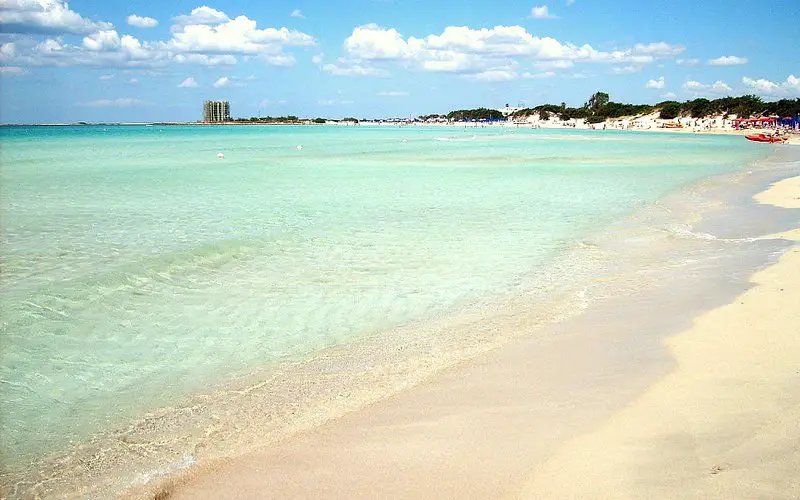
[203,100,230,122]
[498,104,524,117]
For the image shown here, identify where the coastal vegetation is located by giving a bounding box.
[445,108,505,121]
[501,93,800,123]
[656,96,800,119]
[232,115,300,123]
[418,114,447,121]
[227,116,362,124]
[212,93,798,125]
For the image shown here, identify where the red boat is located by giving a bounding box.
[745,133,786,143]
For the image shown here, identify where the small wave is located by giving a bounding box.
[548,286,592,324]
[575,286,591,310]
[665,225,760,243]
[131,454,196,488]
[667,225,718,241]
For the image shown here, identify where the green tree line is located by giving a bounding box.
[446,108,505,121]
[655,96,800,119]
[232,115,300,123]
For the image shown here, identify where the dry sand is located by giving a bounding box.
[139,177,799,500]
[513,177,800,499]
[755,176,800,209]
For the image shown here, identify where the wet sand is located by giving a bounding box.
[132,171,799,499]
[514,176,800,499]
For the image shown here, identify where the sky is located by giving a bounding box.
[0,0,798,123]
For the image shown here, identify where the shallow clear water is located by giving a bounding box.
[0,125,767,471]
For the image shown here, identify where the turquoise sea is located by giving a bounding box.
[0,125,768,477]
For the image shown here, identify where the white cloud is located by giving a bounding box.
[37,38,63,53]
[534,59,573,71]
[661,92,677,99]
[522,71,555,79]
[632,42,685,57]
[165,14,315,54]
[421,53,493,74]
[173,53,237,66]
[261,53,295,66]
[82,30,121,51]
[3,5,319,71]
[645,76,665,89]
[741,76,778,94]
[343,24,412,60]
[742,75,800,97]
[676,58,700,66]
[120,35,149,59]
[99,73,114,80]
[0,0,112,34]
[290,9,305,19]
[179,76,198,88]
[377,91,408,96]
[682,80,732,95]
[127,15,158,28]
[530,5,557,19]
[0,7,296,71]
[708,55,748,66]
[0,41,16,59]
[322,62,389,77]
[79,98,150,107]
[566,0,575,5]
[339,24,682,79]
[171,6,229,30]
[1,12,685,81]
[0,65,26,76]
[213,76,230,88]
[611,65,642,74]
[466,70,518,82]
[311,53,324,64]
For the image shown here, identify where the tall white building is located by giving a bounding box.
[203,100,230,122]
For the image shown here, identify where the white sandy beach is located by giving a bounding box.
[132,175,799,499]
[513,176,800,499]
[397,109,800,145]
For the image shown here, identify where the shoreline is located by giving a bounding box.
[514,175,800,499]
[3,120,798,137]
[133,156,798,497]
[4,120,798,145]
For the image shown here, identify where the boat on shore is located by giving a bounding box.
[745,133,787,143]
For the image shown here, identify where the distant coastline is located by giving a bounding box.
[3,95,798,146]
[4,92,798,130]
[3,118,798,145]
[0,121,303,126]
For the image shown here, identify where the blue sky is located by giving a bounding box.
[0,0,798,123]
